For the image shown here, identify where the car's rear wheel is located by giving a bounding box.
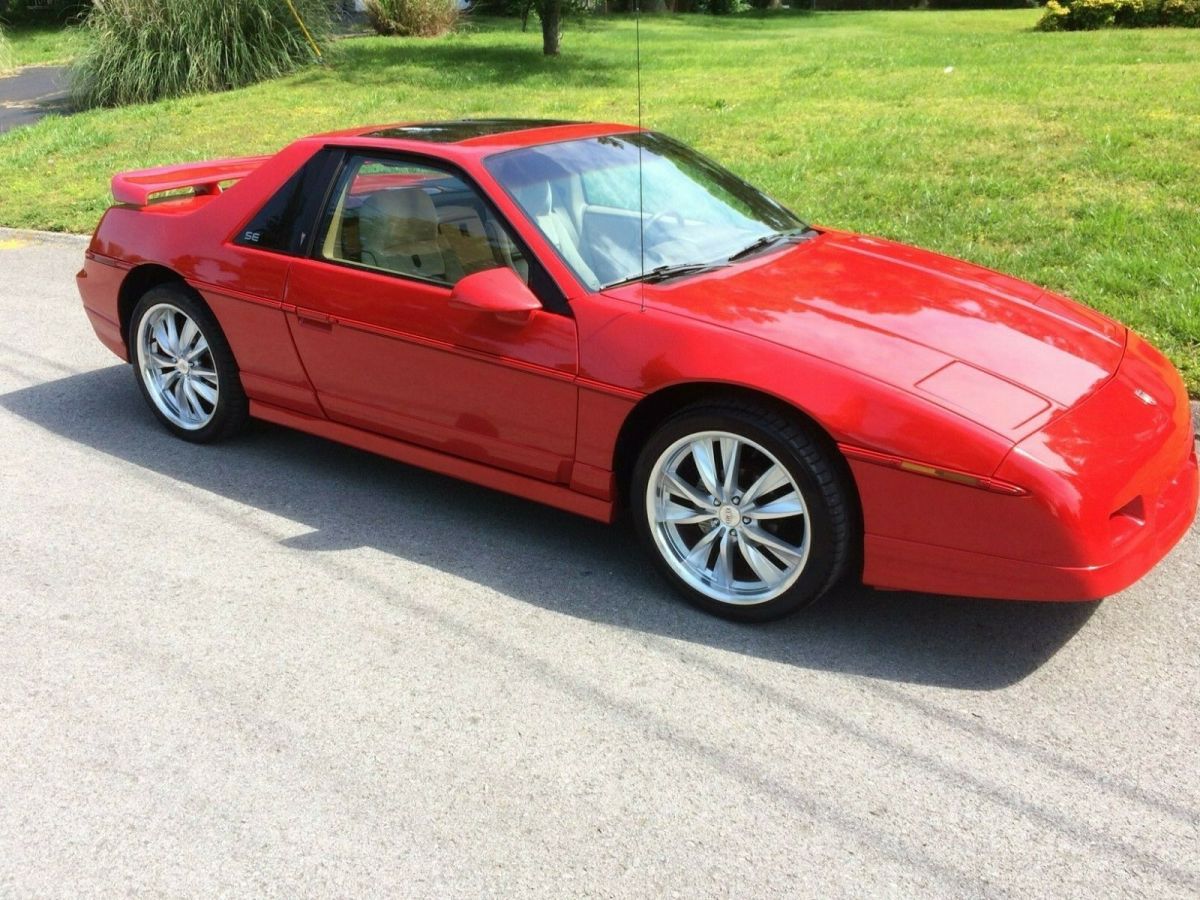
[632,401,854,622]
[129,285,247,443]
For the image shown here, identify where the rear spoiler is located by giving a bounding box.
[111,155,272,207]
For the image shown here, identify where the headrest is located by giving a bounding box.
[359,188,439,245]
[513,180,553,217]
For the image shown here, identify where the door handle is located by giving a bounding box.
[296,308,335,329]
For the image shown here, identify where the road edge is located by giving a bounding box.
[0,226,88,246]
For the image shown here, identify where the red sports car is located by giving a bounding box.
[77,119,1198,621]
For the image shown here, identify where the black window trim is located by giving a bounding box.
[306,146,572,317]
[230,148,343,258]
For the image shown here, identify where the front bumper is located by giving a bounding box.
[863,445,1196,600]
[860,332,1198,600]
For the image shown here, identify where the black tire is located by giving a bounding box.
[631,400,855,623]
[128,284,248,443]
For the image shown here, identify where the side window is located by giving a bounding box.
[318,154,529,287]
[234,151,333,255]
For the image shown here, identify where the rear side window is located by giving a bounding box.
[234,151,335,255]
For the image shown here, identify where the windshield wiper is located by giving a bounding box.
[727,228,816,263]
[643,262,728,283]
[602,262,727,290]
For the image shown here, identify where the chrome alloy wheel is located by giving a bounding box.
[646,430,811,605]
[135,302,220,431]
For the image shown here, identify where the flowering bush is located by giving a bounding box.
[1161,0,1200,24]
[1038,0,1199,28]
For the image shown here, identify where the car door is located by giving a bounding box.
[284,152,579,484]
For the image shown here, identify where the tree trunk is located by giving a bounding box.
[541,0,561,56]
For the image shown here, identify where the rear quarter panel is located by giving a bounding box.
[84,141,326,416]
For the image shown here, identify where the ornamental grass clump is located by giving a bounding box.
[72,0,334,108]
[0,26,14,75]
[366,0,460,37]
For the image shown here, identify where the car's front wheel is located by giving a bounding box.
[129,285,248,443]
[632,401,854,622]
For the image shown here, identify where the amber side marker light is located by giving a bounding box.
[840,445,1029,496]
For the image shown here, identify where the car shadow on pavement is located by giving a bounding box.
[1,365,1099,691]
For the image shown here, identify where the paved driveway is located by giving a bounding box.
[1,228,1197,897]
[0,66,69,133]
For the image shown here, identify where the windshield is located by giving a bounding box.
[484,132,807,290]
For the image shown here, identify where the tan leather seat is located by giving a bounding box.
[358,188,452,281]
[436,206,498,277]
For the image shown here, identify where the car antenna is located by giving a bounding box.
[636,0,646,314]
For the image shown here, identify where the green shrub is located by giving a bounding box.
[71,0,333,108]
[1037,0,1198,27]
[1037,0,1071,26]
[366,0,459,36]
[1161,0,1200,24]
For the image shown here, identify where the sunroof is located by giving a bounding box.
[364,119,576,143]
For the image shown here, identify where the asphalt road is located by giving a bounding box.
[0,66,70,134]
[1,228,1198,898]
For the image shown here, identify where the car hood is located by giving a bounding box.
[617,230,1126,438]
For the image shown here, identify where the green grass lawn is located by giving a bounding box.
[0,11,1197,392]
[1,24,85,68]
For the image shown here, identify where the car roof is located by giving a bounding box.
[308,118,641,157]
[360,119,577,143]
